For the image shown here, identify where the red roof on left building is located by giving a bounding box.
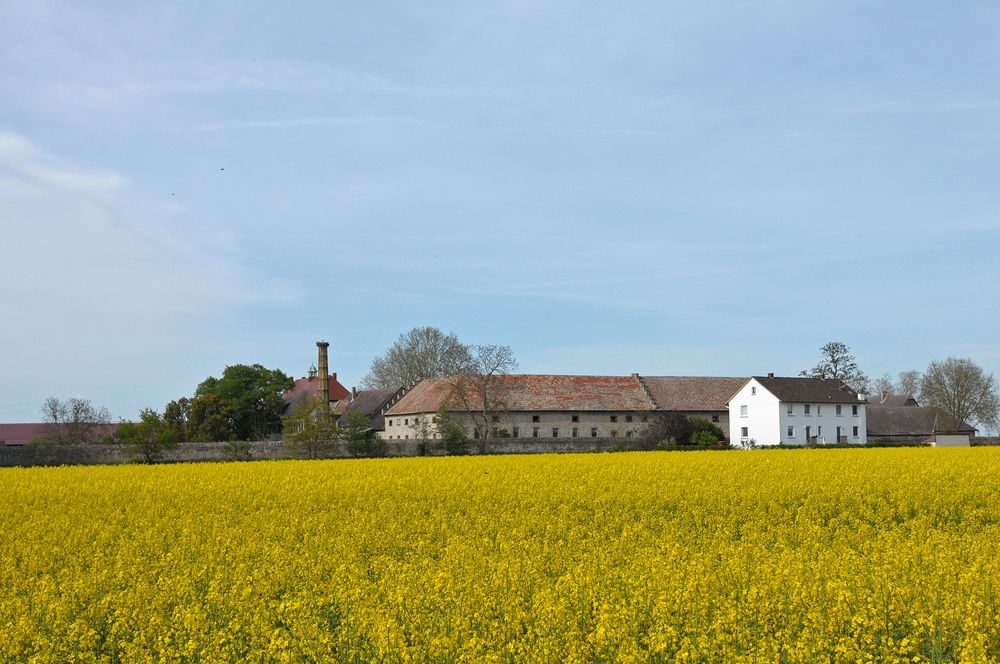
[0,423,119,446]
[281,373,351,416]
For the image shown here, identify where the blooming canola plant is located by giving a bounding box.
[1,449,999,662]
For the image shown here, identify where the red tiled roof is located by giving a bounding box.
[0,423,43,446]
[0,422,120,446]
[386,375,654,415]
[640,376,747,411]
[281,373,351,416]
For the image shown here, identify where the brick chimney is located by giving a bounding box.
[316,341,330,404]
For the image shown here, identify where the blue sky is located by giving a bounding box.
[2,1,999,422]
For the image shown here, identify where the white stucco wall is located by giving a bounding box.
[729,378,868,446]
[781,400,866,445]
[729,379,781,445]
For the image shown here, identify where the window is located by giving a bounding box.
[610,430,618,437]
[625,415,633,423]
[817,426,822,437]
[751,386,756,395]
[572,428,578,438]
[552,428,559,438]
[625,431,633,438]
[740,405,748,417]
[473,428,480,439]
[741,426,749,439]
[805,425,811,439]
[492,415,500,423]
[532,427,539,438]
[852,405,858,416]
[786,404,794,415]
[591,427,598,437]
[816,405,822,416]
[404,419,408,425]
[836,405,842,416]
[512,427,519,438]
[712,415,719,423]
[532,415,540,423]
[404,435,408,439]
[610,415,618,423]
[571,415,579,423]
[836,426,842,440]
[853,426,859,437]
[804,405,811,415]
[787,426,794,438]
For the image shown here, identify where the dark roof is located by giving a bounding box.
[333,387,405,431]
[640,376,747,411]
[868,393,919,407]
[280,373,351,416]
[386,375,654,415]
[751,376,864,404]
[867,406,976,437]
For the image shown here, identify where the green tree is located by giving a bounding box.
[196,364,293,441]
[283,395,338,459]
[115,409,178,464]
[163,398,190,442]
[340,409,387,458]
[434,406,470,456]
[187,394,233,442]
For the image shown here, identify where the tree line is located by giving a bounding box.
[28,332,1000,462]
[800,342,999,434]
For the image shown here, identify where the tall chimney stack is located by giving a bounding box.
[316,341,330,404]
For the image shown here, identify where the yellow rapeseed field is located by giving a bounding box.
[2,449,999,663]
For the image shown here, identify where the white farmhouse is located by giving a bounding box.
[727,374,867,446]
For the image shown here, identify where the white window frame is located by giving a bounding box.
[740,405,748,417]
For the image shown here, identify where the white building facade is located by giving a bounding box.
[728,375,867,446]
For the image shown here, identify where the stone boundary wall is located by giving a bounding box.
[1,438,652,467]
[973,436,1000,446]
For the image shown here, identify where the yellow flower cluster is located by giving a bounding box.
[2,449,999,663]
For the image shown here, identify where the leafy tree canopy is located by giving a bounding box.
[115,408,178,464]
[282,395,338,459]
[196,364,293,441]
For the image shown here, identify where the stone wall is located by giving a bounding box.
[1,437,654,467]
[0,441,285,467]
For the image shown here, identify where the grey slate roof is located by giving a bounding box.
[868,393,919,407]
[334,387,406,431]
[752,376,864,404]
[866,403,976,438]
